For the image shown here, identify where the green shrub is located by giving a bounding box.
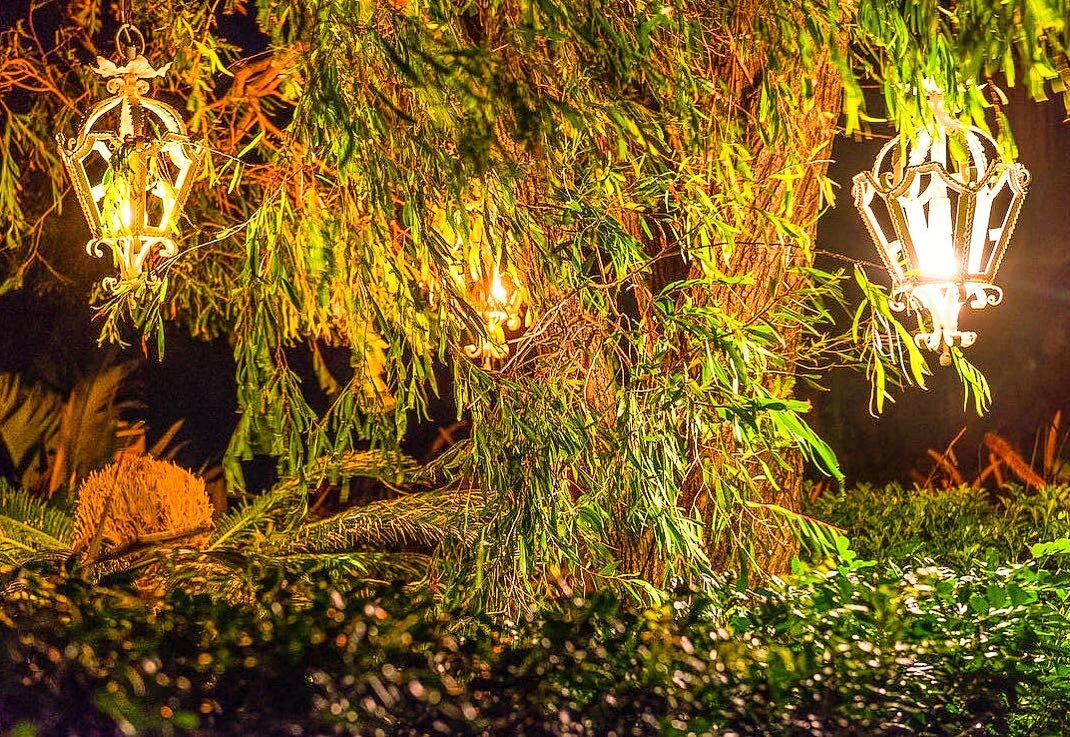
[807,483,1070,568]
[3,555,1069,736]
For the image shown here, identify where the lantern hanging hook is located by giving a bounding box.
[115,23,145,62]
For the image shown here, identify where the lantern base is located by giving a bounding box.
[463,308,523,366]
[88,235,177,291]
[915,329,976,366]
[894,281,1000,364]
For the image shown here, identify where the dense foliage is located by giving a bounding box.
[810,483,1070,569]
[3,2,1070,732]
[3,483,1070,736]
[1,0,1068,609]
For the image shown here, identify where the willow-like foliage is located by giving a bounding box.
[0,0,1066,612]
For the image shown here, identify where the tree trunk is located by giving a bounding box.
[504,4,847,587]
[711,54,842,575]
[621,8,846,579]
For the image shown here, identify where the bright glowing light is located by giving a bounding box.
[853,120,1029,363]
[489,270,509,304]
[57,46,204,291]
[464,266,527,365]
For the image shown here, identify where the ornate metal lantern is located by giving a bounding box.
[464,265,526,366]
[853,114,1029,365]
[58,26,205,291]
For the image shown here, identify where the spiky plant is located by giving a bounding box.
[73,455,215,564]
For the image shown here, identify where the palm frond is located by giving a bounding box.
[276,488,484,555]
[48,363,137,494]
[273,450,421,496]
[267,551,431,580]
[147,419,187,460]
[0,483,75,564]
[206,487,305,552]
[114,418,188,461]
[0,373,63,487]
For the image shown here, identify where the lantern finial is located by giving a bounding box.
[58,24,205,291]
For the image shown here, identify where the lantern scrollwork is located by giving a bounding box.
[464,266,527,366]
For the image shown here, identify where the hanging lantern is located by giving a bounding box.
[57,25,205,291]
[853,106,1029,365]
[464,265,527,366]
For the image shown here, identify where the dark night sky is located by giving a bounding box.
[1,1,1069,484]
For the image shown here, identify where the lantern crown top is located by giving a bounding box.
[864,124,1026,196]
[91,54,172,81]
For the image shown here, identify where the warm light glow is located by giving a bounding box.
[119,200,133,230]
[464,266,527,365]
[853,121,1029,363]
[489,270,509,304]
[903,132,957,280]
[57,47,205,292]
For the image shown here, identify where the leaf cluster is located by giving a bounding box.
[2,553,1070,735]
[808,482,1070,570]
[0,0,1066,612]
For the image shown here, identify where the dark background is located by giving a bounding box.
[1,0,1068,485]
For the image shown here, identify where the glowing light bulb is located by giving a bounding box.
[916,190,957,279]
[108,199,134,234]
[490,270,509,304]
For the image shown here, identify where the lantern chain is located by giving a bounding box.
[115,0,143,61]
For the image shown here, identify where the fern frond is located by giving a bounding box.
[276,488,484,555]
[207,487,305,552]
[154,549,429,605]
[0,483,75,564]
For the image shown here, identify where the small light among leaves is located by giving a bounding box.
[57,27,205,292]
[853,112,1029,365]
[464,265,527,366]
